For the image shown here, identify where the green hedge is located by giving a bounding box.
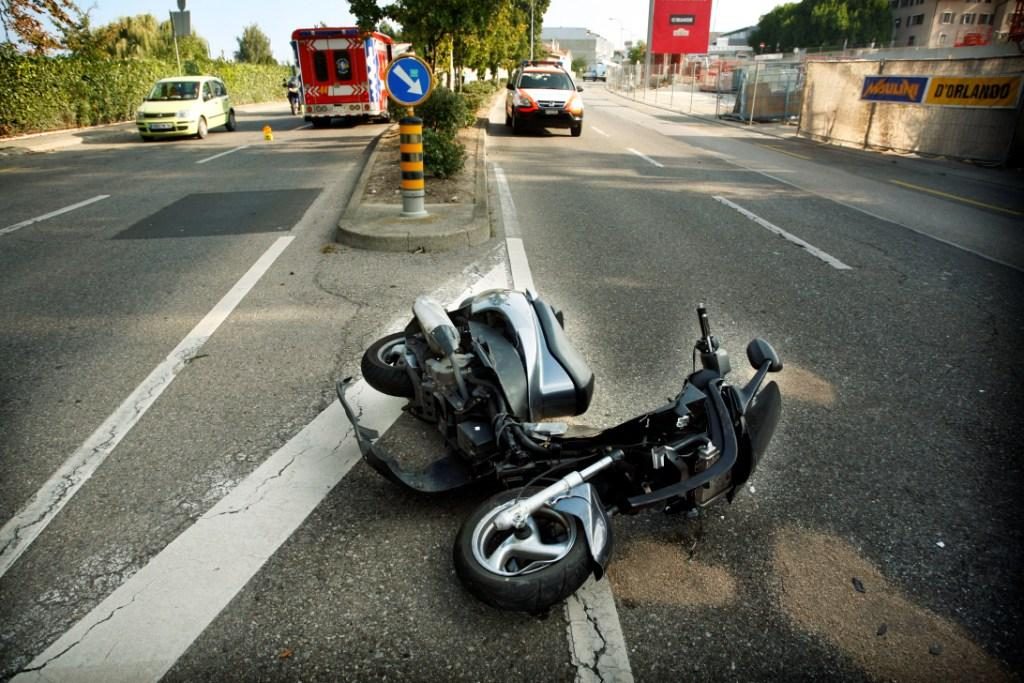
[0,53,289,137]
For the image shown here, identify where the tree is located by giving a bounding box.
[348,0,387,33]
[628,40,646,64]
[234,23,274,64]
[749,0,891,53]
[1,0,81,53]
[93,14,161,58]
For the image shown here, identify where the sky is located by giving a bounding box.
[79,0,788,64]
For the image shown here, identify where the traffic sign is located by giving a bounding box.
[385,55,434,107]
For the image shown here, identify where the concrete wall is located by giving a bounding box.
[799,56,1024,164]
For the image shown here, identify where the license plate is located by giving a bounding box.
[544,109,560,115]
[150,123,173,131]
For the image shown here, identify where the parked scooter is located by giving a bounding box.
[338,289,782,612]
[283,78,300,115]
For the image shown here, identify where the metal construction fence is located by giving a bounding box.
[603,57,802,123]
[604,59,740,118]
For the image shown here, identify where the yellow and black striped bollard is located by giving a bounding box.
[399,116,427,217]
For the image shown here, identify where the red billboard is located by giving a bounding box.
[650,0,713,54]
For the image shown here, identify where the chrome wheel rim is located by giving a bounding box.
[470,499,576,577]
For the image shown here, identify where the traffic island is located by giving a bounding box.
[336,114,491,253]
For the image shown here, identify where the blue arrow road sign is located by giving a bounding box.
[385,55,434,107]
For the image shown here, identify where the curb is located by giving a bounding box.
[343,121,397,217]
[336,96,496,253]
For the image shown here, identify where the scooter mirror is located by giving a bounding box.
[747,338,783,372]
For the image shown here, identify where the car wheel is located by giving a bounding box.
[512,113,522,135]
[505,111,512,127]
[196,117,208,139]
[225,110,236,131]
[140,135,154,142]
[570,124,582,137]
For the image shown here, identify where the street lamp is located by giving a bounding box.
[608,17,625,50]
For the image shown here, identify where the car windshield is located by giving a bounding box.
[147,81,199,101]
[519,72,574,90]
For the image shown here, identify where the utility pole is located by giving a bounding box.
[644,0,655,94]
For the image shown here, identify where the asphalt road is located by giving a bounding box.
[1,88,1023,682]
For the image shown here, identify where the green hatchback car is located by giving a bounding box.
[136,76,237,141]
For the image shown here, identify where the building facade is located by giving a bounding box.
[890,0,1016,48]
[540,27,615,66]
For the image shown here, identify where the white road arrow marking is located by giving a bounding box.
[393,64,423,96]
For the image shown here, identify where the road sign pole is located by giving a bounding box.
[399,116,426,218]
[385,55,435,219]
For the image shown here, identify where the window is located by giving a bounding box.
[938,32,948,45]
[202,82,213,100]
[911,14,925,25]
[313,51,328,82]
[895,17,902,27]
[961,13,976,23]
[978,13,992,24]
[908,35,916,45]
[941,11,954,23]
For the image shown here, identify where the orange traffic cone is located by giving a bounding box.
[263,125,273,141]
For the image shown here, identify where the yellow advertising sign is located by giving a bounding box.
[924,75,1022,108]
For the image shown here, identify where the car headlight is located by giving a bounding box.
[176,110,193,120]
[136,110,145,121]
[512,90,536,108]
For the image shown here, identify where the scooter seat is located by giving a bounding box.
[532,298,594,415]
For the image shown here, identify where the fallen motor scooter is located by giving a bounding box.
[338,289,782,612]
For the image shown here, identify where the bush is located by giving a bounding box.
[423,128,465,179]
[462,80,498,95]
[0,52,288,137]
[415,86,467,137]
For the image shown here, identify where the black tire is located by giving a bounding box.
[140,135,154,142]
[361,333,415,398]
[311,118,329,128]
[196,117,208,139]
[511,113,522,135]
[505,110,512,126]
[225,110,237,131]
[454,487,594,612]
[570,124,582,138]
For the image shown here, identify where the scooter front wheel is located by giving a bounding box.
[453,487,593,612]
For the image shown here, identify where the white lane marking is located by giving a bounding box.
[0,195,110,236]
[567,580,634,683]
[626,148,664,168]
[12,264,510,683]
[590,126,610,137]
[292,123,312,131]
[506,238,536,293]
[714,196,853,271]
[14,387,402,683]
[494,166,536,292]
[493,163,634,681]
[0,236,295,579]
[494,166,519,237]
[196,144,250,165]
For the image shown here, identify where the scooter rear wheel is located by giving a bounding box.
[454,487,593,612]
[361,333,415,398]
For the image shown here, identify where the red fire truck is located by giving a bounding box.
[290,27,394,126]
